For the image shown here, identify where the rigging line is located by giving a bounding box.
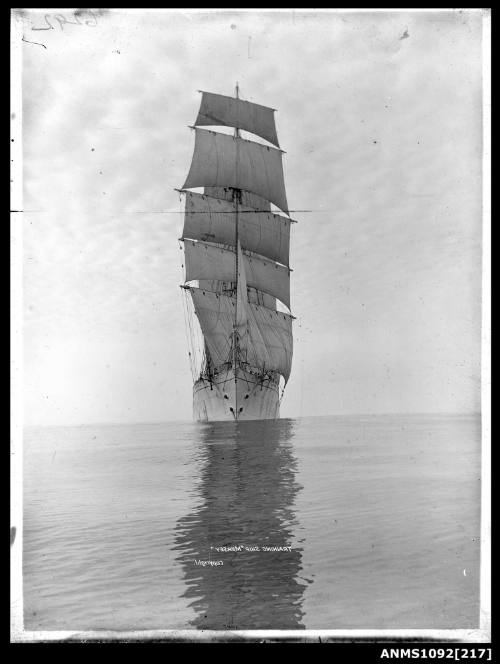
[184,288,201,379]
[186,294,199,380]
[179,270,191,371]
[186,310,196,378]
[179,236,198,378]
[179,250,197,379]
[188,324,197,379]
[181,289,195,380]
[190,295,204,373]
[179,281,199,378]
[136,210,310,213]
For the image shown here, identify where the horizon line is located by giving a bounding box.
[22,411,481,428]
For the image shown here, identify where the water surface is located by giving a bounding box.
[23,414,481,631]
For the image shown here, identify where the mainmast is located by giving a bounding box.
[233,82,240,406]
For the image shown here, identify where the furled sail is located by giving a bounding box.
[189,287,293,382]
[182,191,291,266]
[184,239,290,309]
[195,91,280,148]
[204,187,271,211]
[182,128,289,215]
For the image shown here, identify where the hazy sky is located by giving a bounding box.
[17,9,484,425]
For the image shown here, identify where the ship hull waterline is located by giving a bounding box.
[193,366,280,422]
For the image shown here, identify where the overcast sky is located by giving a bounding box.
[17,9,484,425]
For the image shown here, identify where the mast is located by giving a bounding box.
[180,87,293,411]
[233,82,240,410]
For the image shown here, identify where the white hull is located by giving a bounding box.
[193,366,280,421]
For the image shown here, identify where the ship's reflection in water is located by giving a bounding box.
[174,418,305,630]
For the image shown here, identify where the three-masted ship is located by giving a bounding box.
[178,86,294,421]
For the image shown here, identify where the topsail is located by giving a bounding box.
[182,128,289,215]
[183,239,291,310]
[182,191,291,267]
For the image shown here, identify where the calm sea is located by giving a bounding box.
[22,414,481,632]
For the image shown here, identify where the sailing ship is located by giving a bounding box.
[178,85,295,421]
